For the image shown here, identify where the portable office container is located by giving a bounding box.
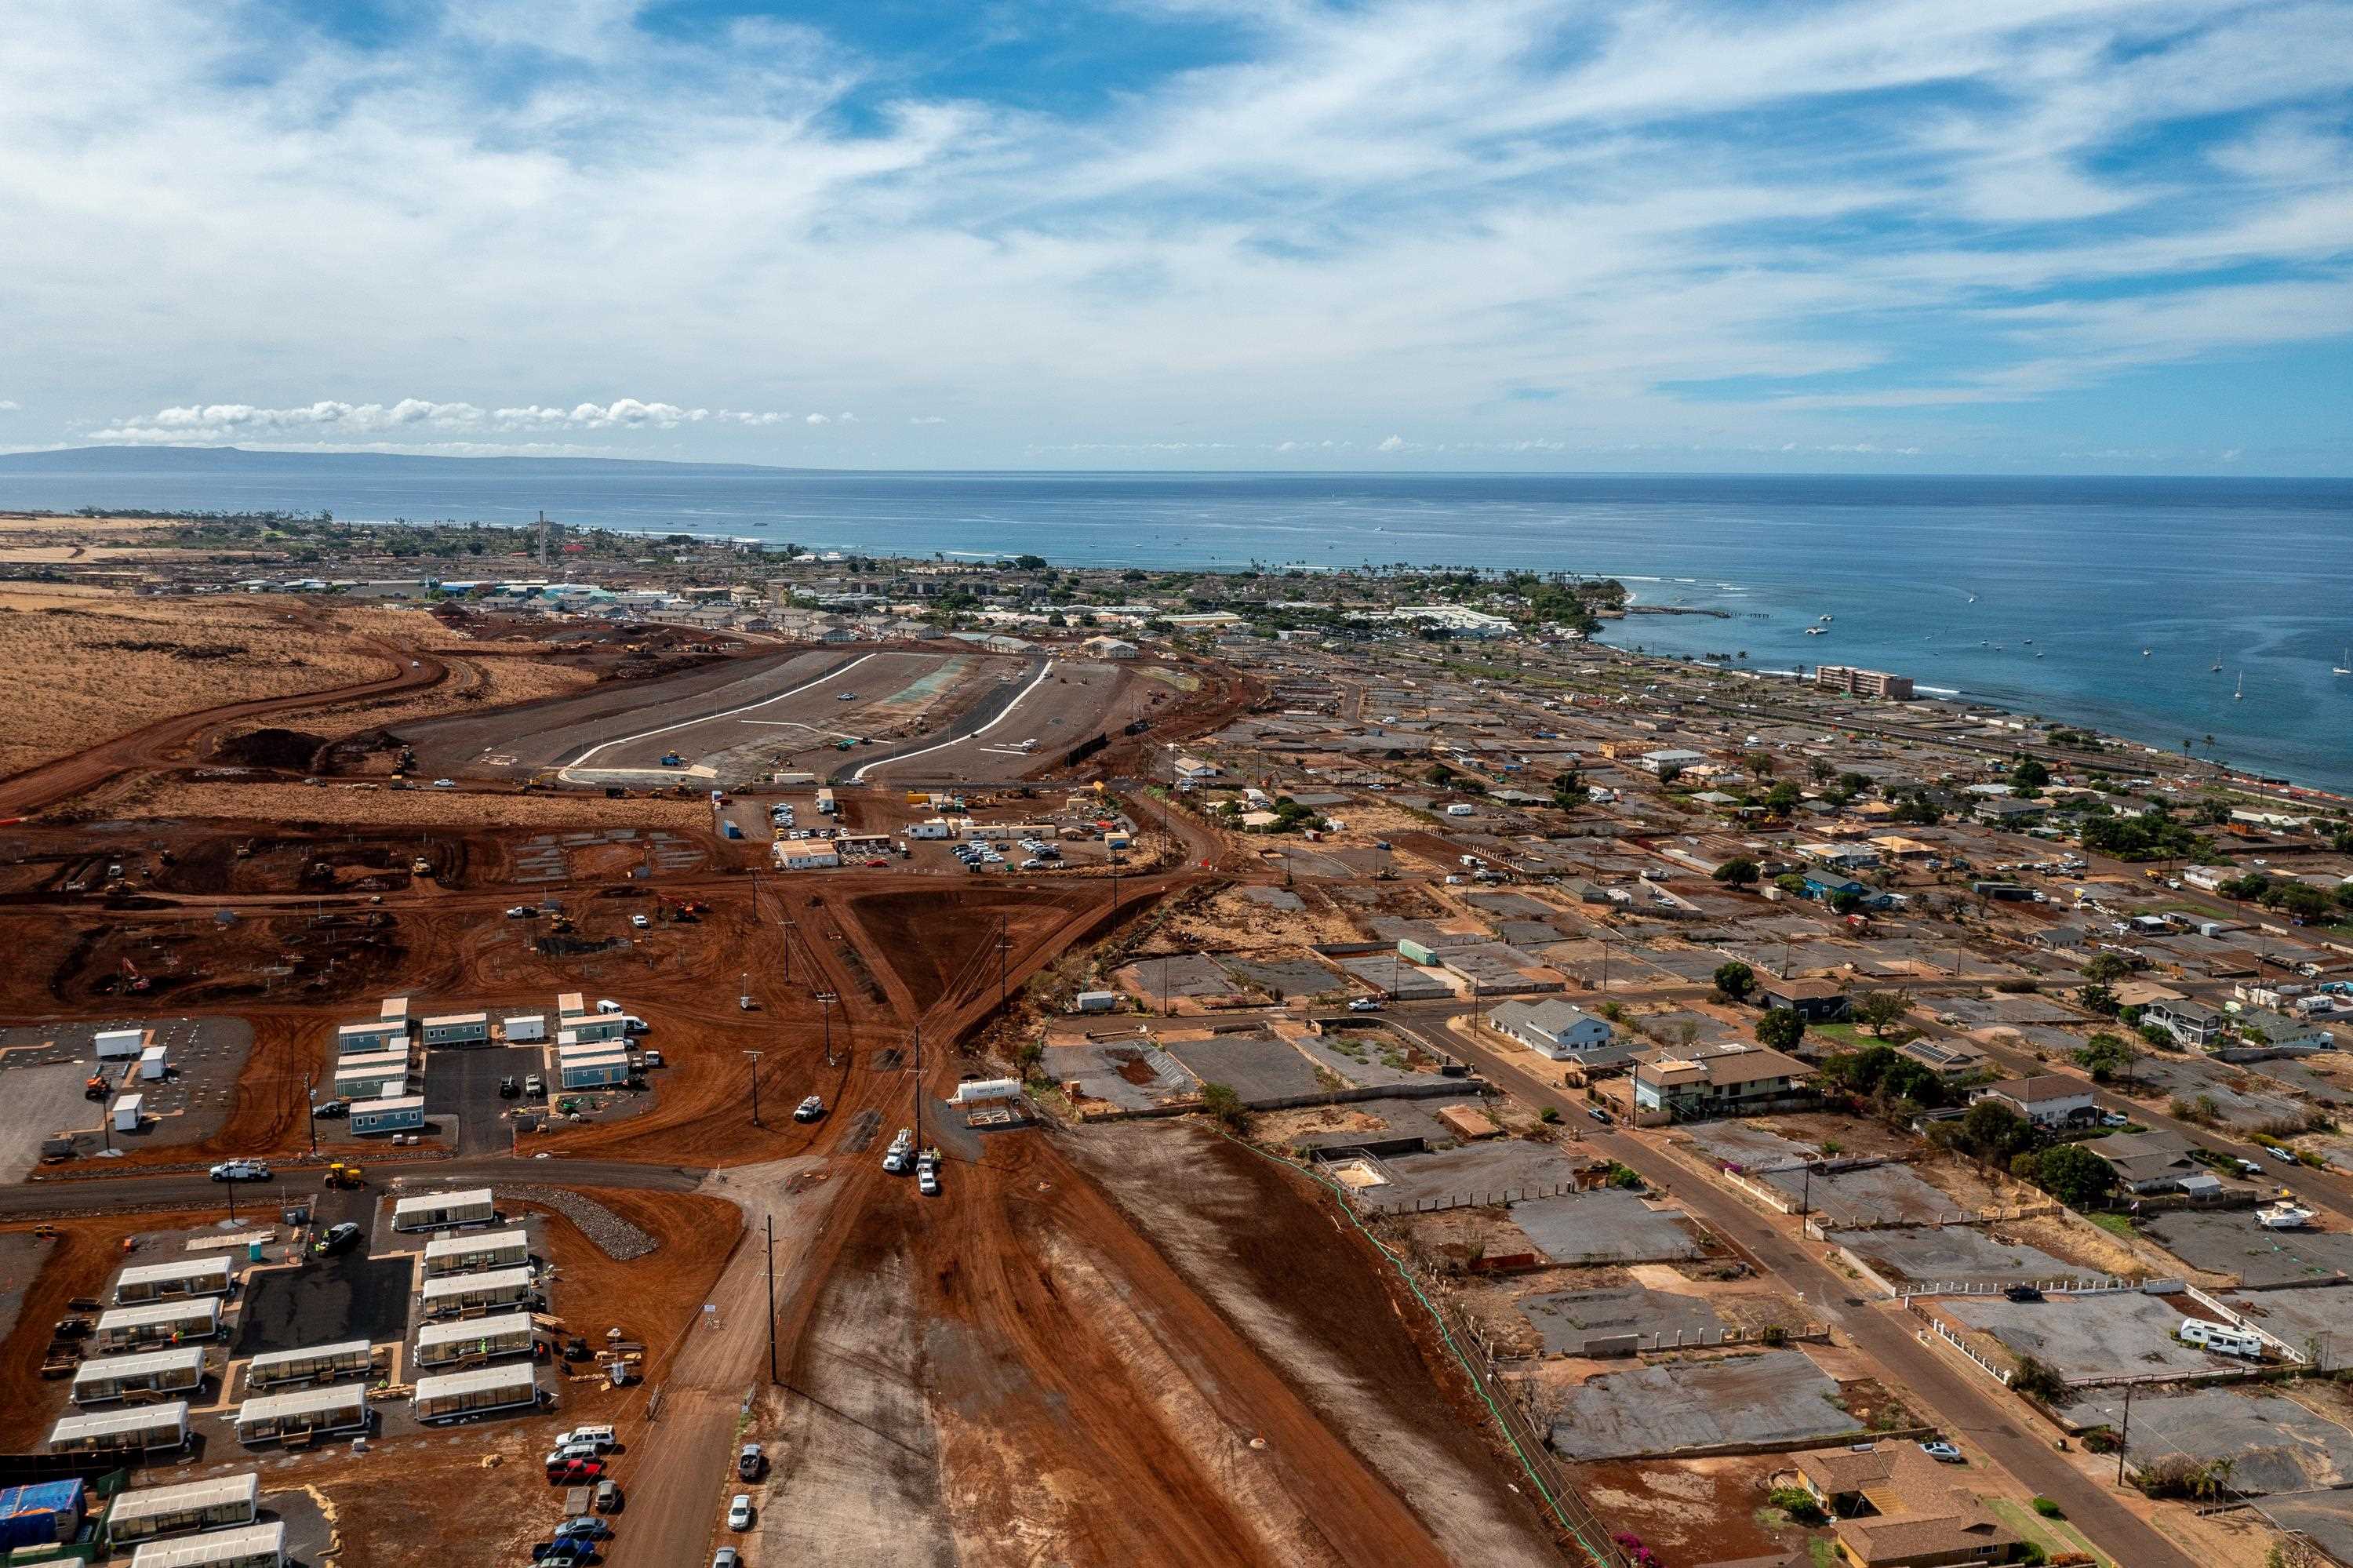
[331,1049,409,1099]
[245,1339,372,1389]
[379,996,409,1024]
[71,1345,206,1406]
[391,1188,496,1231]
[129,1519,284,1568]
[423,1228,529,1277]
[0,1481,86,1552]
[350,1093,424,1135]
[336,1020,404,1055]
[420,1265,534,1319]
[96,1028,145,1060]
[411,1363,544,1423]
[139,1046,169,1082]
[414,1310,536,1367]
[114,1094,146,1132]
[559,1053,630,1090]
[48,1402,189,1457]
[233,1384,369,1446]
[419,1011,488,1047]
[95,1298,220,1353]
[115,1255,232,1305]
[105,1474,259,1545]
[501,1013,547,1043]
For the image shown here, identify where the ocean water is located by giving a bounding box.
[4,460,2348,794]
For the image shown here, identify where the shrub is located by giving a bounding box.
[2031,1496,2063,1519]
[2010,1356,2067,1403]
[1765,1486,1825,1526]
[1538,1106,1560,1124]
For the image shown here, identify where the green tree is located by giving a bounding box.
[1427,762,1454,786]
[1712,959,1756,1002]
[1198,1082,1249,1133]
[1711,858,1760,888]
[1763,780,1802,815]
[2034,1142,2117,1209]
[1959,1100,2035,1165]
[1830,889,1866,916]
[2012,757,2051,792]
[1755,1006,1805,1053]
[1854,989,1911,1038]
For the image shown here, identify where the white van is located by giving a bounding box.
[2180,1318,2264,1359]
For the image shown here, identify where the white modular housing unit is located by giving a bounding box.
[422,1228,529,1277]
[115,1255,232,1305]
[96,1028,146,1060]
[232,1383,369,1446]
[245,1339,373,1390]
[49,1402,190,1457]
[419,1265,534,1319]
[413,1310,536,1367]
[330,1049,409,1100]
[559,1052,631,1090]
[380,995,410,1024]
[502,1013,547,1043]
[129,1519,284,1568]
[139,1046,169,1081]
[105,1473,260,1544]
[349,1093,424,1135]
[336,1020,406,1055]
[411,1363,544,1422]
[391,1188,496,1231]
[94,1298,220,1353]
[114,1095,146,1132]
[71,1345,207,1406]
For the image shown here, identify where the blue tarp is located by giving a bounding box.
[0,1481,85,1551]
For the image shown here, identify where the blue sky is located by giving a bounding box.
[2,0,2350,472]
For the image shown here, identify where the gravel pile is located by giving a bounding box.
[496,1184,657,1261]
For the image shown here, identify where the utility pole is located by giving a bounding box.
[816,992,837,1068]
[305,1075,318,1156]
[765,1214,779,1385]
[997,916,1011,1015]
[911,1024,923,1145]
[781,916,798,986]
[744,1050,764,1128]
[2116,1380,2134,1486]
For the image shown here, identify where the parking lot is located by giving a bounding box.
[235,1250,415,1359]
[420,1045,554,1155]
[1,1017,256,1166]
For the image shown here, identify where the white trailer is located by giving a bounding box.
[95,1298,220,1353]
[139,1046,169,1082]
[233,1384,369,1446]
[49,1402,190,1457]
[423,1228,529,1277]
[391,1188,496,1232]
[559,1052,631,1090]
[96,1028,145,1061]
[245,1339,373,1390]
[411,1363,545,1423]
[114,1094,145,1133]
[414,1310,536,1367]
[71,1346,207,1406]
[349,1092,424,1135]
[380,995,410,1024]
[115,1255,232,1306]
[335,1020,404,1055]
[420,1011,489,1047]
[420,1265,535,1319]
[105,1473,260,1545]
[129,1519,284,1568]
[501,1013,547,1043]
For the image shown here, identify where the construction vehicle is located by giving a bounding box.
[322,1162,364,1189]
[659,752,685,767]
[119,958,150,993]
[411,857,434,877]
[84,1074,109,1101]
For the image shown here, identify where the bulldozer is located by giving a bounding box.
[84,1074,110,1101]
[322,1162,364,1189]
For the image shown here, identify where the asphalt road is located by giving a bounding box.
[0,1155,704,1219]
[1398,1016,2203,1568]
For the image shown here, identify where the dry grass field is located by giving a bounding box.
[0,588,401,777]
[70,774,715,830]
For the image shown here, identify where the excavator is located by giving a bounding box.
[119,958,150,994]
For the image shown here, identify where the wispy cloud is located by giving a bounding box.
[2,0,2348,470]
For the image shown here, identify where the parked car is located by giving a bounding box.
[642,1050,664,1069]
[738,1442,766,1481]
[312,1099,348,1119]
[432,778,455,788]
[500,1076,521,1099]
[596,999,623,1013]
[545,1459,606,1486]
[713,1550,740,1568]
[545,1442,602,1468]
[1585,1107,1610,1126]
[1347,998,1384,1013]
[2003,1285,2044,1304]
[726,1495,755,1531]
[312,1222,363,1257]
[794,1094,824,1122]
[525,1074,544,1096]
[593,1481,623,1514]
[630,914,650,930]
[554,1518,613,1541]
[507,906,533,919]
[209,1159,271,1183]
[2098,1111,2129,1127]
[557,1425,616,1452]
[1918,1441,1964,1464]
[917,1155,940,1197]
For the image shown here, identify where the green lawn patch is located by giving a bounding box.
[1982,1495,2114,1567]
[2086,1213,2136,1238]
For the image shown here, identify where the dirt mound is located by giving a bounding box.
[214,726,327,769]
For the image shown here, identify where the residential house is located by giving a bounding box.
[2089,1131,2218,1197]
[2231,1008,2337,1053]
[1969,1075,2096,1130]
[1793,1444,2026,1567]
[1631,1044,1813,1122]
[1973,797,2050,827]
[2142,999,2225,1049]
[1757,977,1851,1022]
[1488,999,1613,1061]
[1635,748,1710,776]
[1894,1035,1988,1082]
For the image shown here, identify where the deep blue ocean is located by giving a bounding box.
[4,458,2348,795]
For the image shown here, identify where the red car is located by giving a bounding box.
[864,857,889,868]
[547,1459,606,1486]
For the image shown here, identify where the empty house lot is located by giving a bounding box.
[2143,1211,2353,1287]
[1516,1283,1727,1355]
[1159,1033,1329,1106]
[0,1060,100,1182]
[2253,1491,2353,1566]
[1336,953,1453,999]
[2066,1385,2353,1495]
[1352,1138,1591,1210]
[1851,1225,2082,1289]
[2217,1282,2353,1355]
[1046,1041,1198,1113]
[1218,953,1344,999]
[1935,1291,2222,1384]
[1118,952,1253,1005]
[1508,1190,1706,1266]
[1686,1124,1959,1225]
[1545,1349,1864,1461]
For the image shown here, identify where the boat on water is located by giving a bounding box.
[2335,646,2350,676]
[1804,626,1827,636]
[2140,648,2151,657]
[1817,614,1832,623]
[2235,672,2245,700]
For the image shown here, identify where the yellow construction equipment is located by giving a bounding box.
[322,1162,364,1189]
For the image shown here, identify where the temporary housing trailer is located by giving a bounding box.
[559,1052,631,1090]
[502,1013,547,1043]
[140,1046,169,1082]
[71,1345,207,1406]
[115,1256,232,1306]
[419,1011,489,1047]
[392,1188,496,1232]
[558,1013,626,1046]
[420,1265,535,1320]
[233,1384,369,1446]
[245,1340,372,1390]
[331,1050,409,1099]
[411,1363,544,1423]
[350,1092,425,1136]
[114,1095,145,1133]
[49,1402,190,1457]
[96,1029,145,1061]
[335,1020,404,1055]
[106,1474,260,1545]
[414,1311,536,1367]
[380,996,410,1025]
[95,1298,221,1354]
[129,1519,285,1568]
[423,1228,529,1277]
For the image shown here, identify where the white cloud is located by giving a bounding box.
[86,396,806,445]
[1376,435,1409,453]
[0,399,20,413]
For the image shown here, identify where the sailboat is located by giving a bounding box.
[2334,647,2350,677]
[2235,671,2245,700]
[2211,652,2223,672]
